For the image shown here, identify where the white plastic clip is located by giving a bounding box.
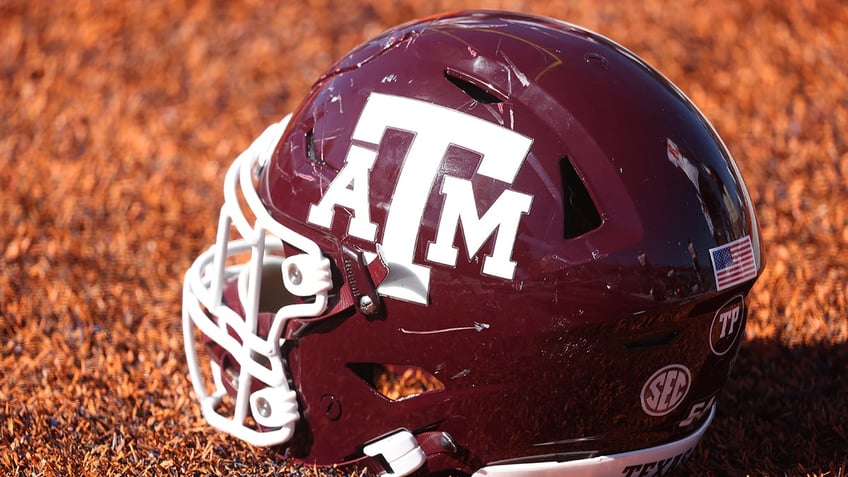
[363,429,426,477]
[281,254,332,297]
[249,386,299,429]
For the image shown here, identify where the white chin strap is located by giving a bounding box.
[182,115,332,447]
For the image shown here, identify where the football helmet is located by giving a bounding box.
[183,10,763,476]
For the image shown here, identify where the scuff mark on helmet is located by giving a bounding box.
[316,30,423,83]
[399,321,490,335]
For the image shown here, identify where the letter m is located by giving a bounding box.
[427,176,532,279]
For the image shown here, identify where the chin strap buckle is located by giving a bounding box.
[341,244,387,317]
[363,429,426,477]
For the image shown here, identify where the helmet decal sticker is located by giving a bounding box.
[640,364,692,417]
[426,175,532,278]
[709,235,757,291]
[307,92,534,304]
[709,295,745,356]
[307,142,380,242]
[620,446,696,477]
[678,394,716,427]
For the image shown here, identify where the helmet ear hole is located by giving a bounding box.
[348,363,445,401]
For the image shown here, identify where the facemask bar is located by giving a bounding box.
[182,115,332,447]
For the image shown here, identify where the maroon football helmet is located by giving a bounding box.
[183,11,763,476]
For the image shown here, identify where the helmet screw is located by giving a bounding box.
[321,394,342,421]
[255,396,272,418]
[439,432,457,453]
[287,265,303,286]
[359,295,378,315]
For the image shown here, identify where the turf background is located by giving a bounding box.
[1,0,846,475]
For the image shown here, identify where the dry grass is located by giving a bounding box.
[1,0,846,475]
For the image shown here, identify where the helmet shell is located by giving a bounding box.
[257,10,761,470]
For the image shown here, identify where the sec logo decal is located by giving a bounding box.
[641,364,692,417]
[710,295,745,356]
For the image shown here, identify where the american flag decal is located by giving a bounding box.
[710,236,757,291]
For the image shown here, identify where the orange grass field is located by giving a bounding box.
[1,1,846,475]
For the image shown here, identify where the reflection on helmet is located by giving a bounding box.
[183,10,762,476]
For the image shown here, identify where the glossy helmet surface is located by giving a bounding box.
[183,10,763,476]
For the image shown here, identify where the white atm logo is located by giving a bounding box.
[307,93,534,304]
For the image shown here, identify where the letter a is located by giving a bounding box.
[307,144,378,241]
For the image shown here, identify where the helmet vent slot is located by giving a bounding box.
[444,68,506,104]
[624,330,681,349]
[348,363,445,401]
[560,156,602,239]
[305,128,328,166]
